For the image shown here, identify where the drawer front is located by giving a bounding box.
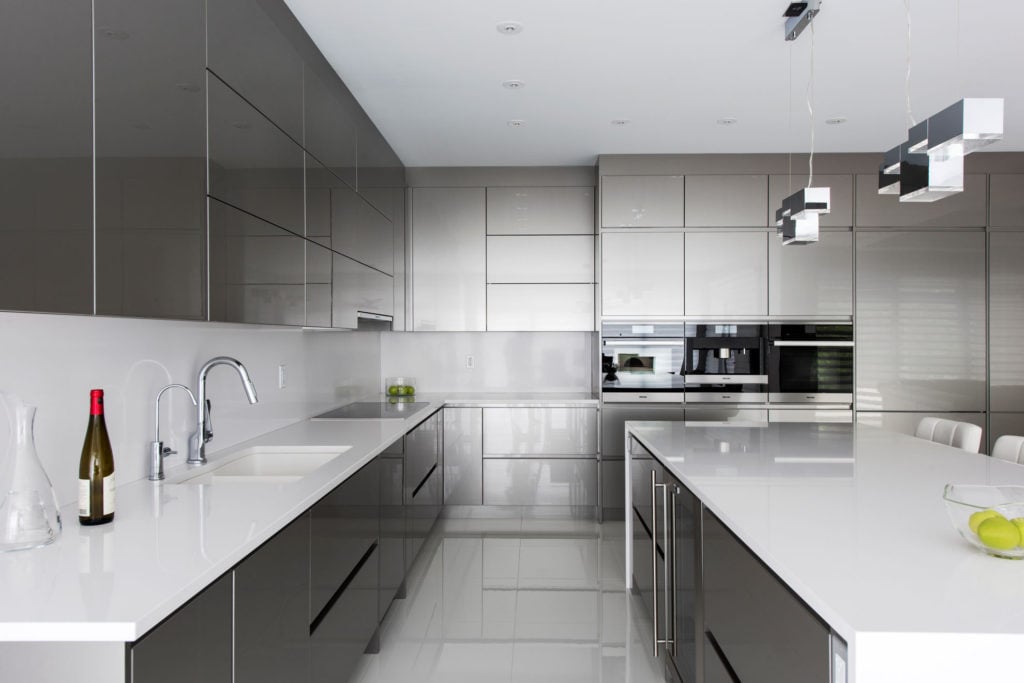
[483,458,598,506]
[405,412,441,500]
[379,453,405,615]
[702,510,830,683]
[407,463,441,573]
[483,407,598,456]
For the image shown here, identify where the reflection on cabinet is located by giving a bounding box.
[703,509,830,683]
[412,188,486,331]
[234,515,310,683]
[768,175,853,227]
[482,459,598,506]
[486,284,594,331]
[856,412,986,444]
[95,0,206,320]
[685,175,768,227]
[990,231,1024,410]
[768,229,853,317]
[685,232,767,317]
[443,407,483,505]
[487,187,595,235]
[601,175,684,228]
[991,414,1024,451]
[405,411,443,571]
[129,574,232,683]
[332,254,393,329]
[332,183,394,274]
[856,230,985,412]
[208,73,304,236]
[209,199,305,325]
[303,65,357,190]
[0,0,92,315]
[483,407,598,457]
[855,173,987,227]
[207,0,304,142]
[990,175,1024,227]
[601,231,685,317]
[487,235,594,283]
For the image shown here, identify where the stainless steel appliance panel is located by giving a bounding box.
[487,187,595,235]
[684,175,768,227]
[601,231,685,316]
[483,407,598,457]
[768,324,854,401]
[601,175,684,228]
[483,459,598,506]
[487,235,594,283]
[684,406,768,423]
[684,232,768,316]
[443,407,483,505]
[486,283,594,331]
[601,403,686,459]
[768,229,853,317]
[602,323,687,395]
[990,231,1024,410]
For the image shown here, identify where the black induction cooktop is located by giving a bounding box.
[312,401,429,420]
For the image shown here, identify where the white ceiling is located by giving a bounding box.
[283,0,1024,166]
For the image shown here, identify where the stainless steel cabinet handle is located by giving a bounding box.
[652,475,674,657]
[651,469,659,658]
[670,486,678,658]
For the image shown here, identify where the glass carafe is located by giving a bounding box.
[0,393,62,551]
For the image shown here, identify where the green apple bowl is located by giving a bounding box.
[943,484,1024,559]
[385,376,415,397]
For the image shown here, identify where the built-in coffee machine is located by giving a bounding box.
[682,323,767,402]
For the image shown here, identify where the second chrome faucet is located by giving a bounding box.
[187,356,259,466]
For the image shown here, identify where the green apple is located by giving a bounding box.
[387,385,400,396]
[969,509,1004,533]
[977,516,1020,551]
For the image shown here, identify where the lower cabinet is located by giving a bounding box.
[129,574,233,683]
[379,443,406,614]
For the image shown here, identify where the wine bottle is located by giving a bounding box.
[78,389,115,526]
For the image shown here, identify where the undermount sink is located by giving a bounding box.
[172,445,352,485]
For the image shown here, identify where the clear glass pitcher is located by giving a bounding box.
[0,392,62,551]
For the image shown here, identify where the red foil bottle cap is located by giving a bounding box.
[90,389,104,416]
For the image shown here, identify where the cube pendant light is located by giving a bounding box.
[927,98,1004,156]
[878,143,903,194]
[781,212,819,245]
[899,146,964,203]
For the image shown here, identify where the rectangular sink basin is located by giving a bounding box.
[173,445,352,485]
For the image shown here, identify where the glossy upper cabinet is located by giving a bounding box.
[768,229,853,317]
[855,173,987,227]
[94,0,206,320]
[684,231,767,316]
[601,176,684,228]
[768,174,853,227]
[332,183,394,275]
[601,231,685,317]
[332,253,393,329]
[487,284,594,331]
[487,236,594,283]
[990,175,1024,227]
[207,0,304,142]
[208,73,304,236]
[209,199,305,326]
[685,175,768,227]
[303,65,357,190]
[412,188,486,331]
[0,1,92,315]
[990,231,1024,410]
[487,187,595,234]
[856,230,986,412]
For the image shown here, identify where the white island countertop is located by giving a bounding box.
[625,421,1024,683]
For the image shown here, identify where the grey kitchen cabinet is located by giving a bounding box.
[129,574,232,683]
[703,635,735,683]
[768,229,853,317]
[487,187,595,235]
[0,0,92,315]
[854,173,987,227]
[601,175,684,228]
[94,0,206,320]
[768,174,853,227]
[354,109,404,212]
[305,238,333,328]
[443,407,483,505]
[991,413,1024,451]
[487,235,594,283]
[379,440,405,614]
[332,183,394,275]
[990,175,1024,227]
[234,515,311,683]
[856,230,986,412]
[208,198,306,326]
[483,407,598,457]
[629,440,667,641]
[685,175,768,227]
[411,188,486,331]
[305,154,336,241]
[668,479,702,683]
[482,458,598,506]
[208,73,304,236]
[332,254,394,329]
[685,232,767,317]
[601,403,687,460]
[601,231,685,317]
[406,411,443,572]
[206,0,304,142]
[702,509,830,683]
[990,231,1024,410]
[486,284,595,331]
[601,459,626,519]
[303,64,358,191]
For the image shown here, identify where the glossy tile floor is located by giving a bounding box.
[350,518,666,683]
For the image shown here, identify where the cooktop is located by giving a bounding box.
[312,401,429,420]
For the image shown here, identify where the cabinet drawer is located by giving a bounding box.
[379,452,405,613]
[407,463,441,573]
[487,187,595,235]
[483,458,598,506]
[601,175,684,228]
[487,235,594,283]
[483,407,598,456]
[703,510,830,683]
[405,412,441,499]
[486,284,594,331]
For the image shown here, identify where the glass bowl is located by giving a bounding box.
[943,484,1024,559]
[385,376,416,397]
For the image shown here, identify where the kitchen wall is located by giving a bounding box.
[380,332,595,393]
[0,312,380,507]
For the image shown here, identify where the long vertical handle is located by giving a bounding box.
[670,486,678,658]
[650,469,659,658]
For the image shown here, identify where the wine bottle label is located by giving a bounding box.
[103,474,115,516]
[78,474,115,517]
[78,479,89,517]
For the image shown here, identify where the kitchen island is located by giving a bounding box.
[625,421,1024,683]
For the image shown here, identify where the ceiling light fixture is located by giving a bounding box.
[784,0,819,41]
[496,21,523,35]
[501,80,525,90]
[506,119,525,128]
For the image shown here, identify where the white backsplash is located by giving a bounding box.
[381,331,596,393]
[0,312,380,507]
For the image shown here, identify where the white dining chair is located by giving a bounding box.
[914,417,941,441]
[914,417,983,454]
[992,435,1024,464]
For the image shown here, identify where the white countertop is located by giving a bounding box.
[625,421,1024,683]
[0,392,596,643]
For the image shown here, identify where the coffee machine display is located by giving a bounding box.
[683,324,767,402]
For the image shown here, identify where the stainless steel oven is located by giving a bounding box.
[601,322,687,402]
[767,323,854,404]
[683,323,767,403]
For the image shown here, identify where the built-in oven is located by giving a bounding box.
[683,324,767,403]
[601,322,687,402]
[767,323,854,404]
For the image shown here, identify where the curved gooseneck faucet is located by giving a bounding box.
[187,356,259,466]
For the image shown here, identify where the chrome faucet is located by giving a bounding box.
[187,356,259,466]
[149,383,198,481]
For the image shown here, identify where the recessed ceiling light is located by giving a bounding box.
[98,26,130,40]
[507,119,526,127]
[825,117,848,125]
[176,82,201,93]
[717,118,738,126]
[231,121,252,129]
[502,80,525,90]
[496,21,523,35]
[611,120,631,126]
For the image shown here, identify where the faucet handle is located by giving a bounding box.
[203,399,213,443]
[161,446,177,457]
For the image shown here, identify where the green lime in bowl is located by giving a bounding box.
[943,484,1024,559]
